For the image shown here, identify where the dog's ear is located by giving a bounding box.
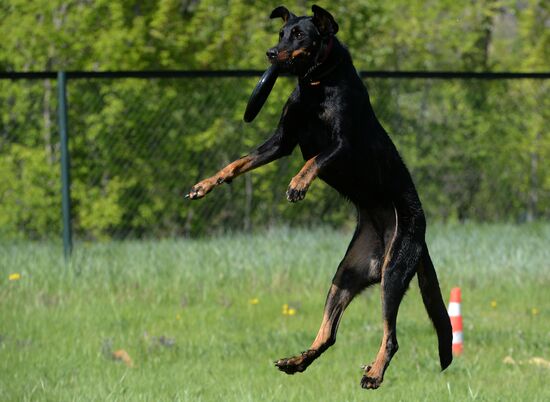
[270,6,296,23]
[311,4,339,36]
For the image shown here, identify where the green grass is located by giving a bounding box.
[1,224,550,401]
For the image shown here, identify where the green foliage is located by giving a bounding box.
[0,144,59,239]
[0,1,548,239]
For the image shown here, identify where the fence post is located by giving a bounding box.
[57,71,73,258]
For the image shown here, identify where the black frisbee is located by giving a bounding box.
[243,64,280,123]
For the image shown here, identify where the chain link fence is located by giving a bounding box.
[0,71,548,243]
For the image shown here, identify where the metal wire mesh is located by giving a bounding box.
[0,73,548,240]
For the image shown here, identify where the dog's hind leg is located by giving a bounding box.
[360,210,425,390]
[275,211,384,374]
[274,283,354,374]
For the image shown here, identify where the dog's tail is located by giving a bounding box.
[417,244,453,371]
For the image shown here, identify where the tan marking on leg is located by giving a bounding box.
[187,155,258,199]
[311,214,385,352]
[310,285,346,350]
[275,284,351,374]
[310,310,332,350]
[276,214,386,376]
[361,320,394,389]
[216,154,257,181]
[369,321,390,374]
[289,157,319,191]
[361,206,399,389]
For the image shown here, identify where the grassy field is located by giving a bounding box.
[1,224,549,401]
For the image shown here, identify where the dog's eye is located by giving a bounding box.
[294,31,304,39]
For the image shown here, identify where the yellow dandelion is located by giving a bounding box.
[490,300,497,308]
[531,308,539,316]
[249,298,259,305]
[8,273,21,281]
[282,304,297,316]
[176,314,181,320]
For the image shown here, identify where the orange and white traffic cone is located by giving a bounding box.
[448,287,463,355]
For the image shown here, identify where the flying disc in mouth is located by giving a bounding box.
[243,64,280,123]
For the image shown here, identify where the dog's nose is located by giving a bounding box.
[266,48,278,60]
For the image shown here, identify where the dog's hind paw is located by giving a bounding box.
[360,364,383,390]
[274,350,317,374]
[360,374,383,389]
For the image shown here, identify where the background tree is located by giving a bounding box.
[0,0,548,238]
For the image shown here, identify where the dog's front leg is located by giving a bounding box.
[286,157,319,202]
[187,128,297,200]
[186,154,259,200]
[286,138,348,202]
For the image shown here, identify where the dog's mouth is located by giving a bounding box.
[289,48,312,59]
[268,47,314,72]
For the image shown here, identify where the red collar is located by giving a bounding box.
[300,36,339,86]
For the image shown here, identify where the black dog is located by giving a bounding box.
[186,5,452,389]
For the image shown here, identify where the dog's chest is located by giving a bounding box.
[296,99,334,160]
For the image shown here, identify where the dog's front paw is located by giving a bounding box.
[185,178,217,200]
[286,186,308,203]
[286,177,310,202]
[185,185,206,200]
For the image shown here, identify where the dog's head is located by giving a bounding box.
[266,5,338,76]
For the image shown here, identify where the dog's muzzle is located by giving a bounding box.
[266,48,278,62]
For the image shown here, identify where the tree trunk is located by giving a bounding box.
[43,78,55,164]
[244,173,253,232]
[526,132,540,222]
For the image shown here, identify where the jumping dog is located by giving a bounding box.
[186,5,453,389]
